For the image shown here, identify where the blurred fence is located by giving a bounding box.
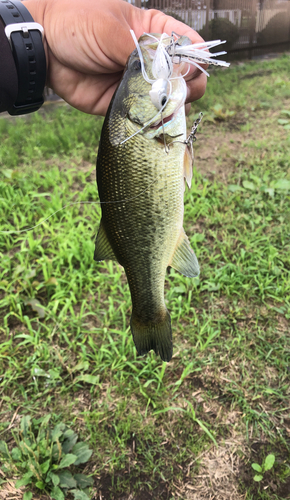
[128,0,290,58]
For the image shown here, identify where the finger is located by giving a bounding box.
[185,103,191,115]
[186,72,207,104]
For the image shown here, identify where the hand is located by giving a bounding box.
[24,0,207,116]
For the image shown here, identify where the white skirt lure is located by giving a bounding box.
[134,32,227,112]
[120,31,230,146]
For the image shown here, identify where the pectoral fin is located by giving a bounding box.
[170,229,200,277]
[94,220,117,262]
[184,144,193,189]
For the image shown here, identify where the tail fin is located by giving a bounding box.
[130,310,172,362]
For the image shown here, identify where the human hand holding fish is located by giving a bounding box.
[24,0,211,115]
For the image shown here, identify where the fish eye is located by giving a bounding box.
[161,96,167,107]
[132,59,142,71]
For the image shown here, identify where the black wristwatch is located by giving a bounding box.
[0,0,46,115]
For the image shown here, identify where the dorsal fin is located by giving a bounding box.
[94,220,117,262]
[170,229,199,277]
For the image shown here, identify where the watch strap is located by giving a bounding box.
[0,0,46,115]
[0,21,18,112]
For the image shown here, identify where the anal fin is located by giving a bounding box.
[94,220,117,262]
[170,229,199,277]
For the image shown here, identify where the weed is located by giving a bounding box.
[0,415,93,500]
[251,453,276,482]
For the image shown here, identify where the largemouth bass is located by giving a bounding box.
[94,33,227,362]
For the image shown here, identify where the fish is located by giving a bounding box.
[94,33,228,362]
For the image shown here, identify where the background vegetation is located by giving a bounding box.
[0,53,290,499]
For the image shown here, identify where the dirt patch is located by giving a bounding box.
[192,105,288,183]
[177,438,247,500]
[279,477,290,499]
[93,472,172,500]
[0,479,25,500]
[194,127,244,182]
[0,473,46,500]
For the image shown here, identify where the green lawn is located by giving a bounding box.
[0,53,290,500]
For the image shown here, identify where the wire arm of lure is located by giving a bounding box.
[168,112,203,152]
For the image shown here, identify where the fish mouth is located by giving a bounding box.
[149,112,174,129]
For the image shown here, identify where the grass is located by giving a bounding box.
[0,53,290,499]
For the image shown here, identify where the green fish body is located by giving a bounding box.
[94,34,199,361]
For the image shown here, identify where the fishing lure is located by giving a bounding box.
[121,30,230,148]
